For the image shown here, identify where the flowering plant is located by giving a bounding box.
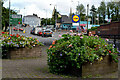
[1,32,43,49]
[47,32,119,74]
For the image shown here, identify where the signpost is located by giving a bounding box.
[72,15,80,33]
[10,14,22,34]
[10,14,22,25]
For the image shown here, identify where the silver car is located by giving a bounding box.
[42,29,53,37]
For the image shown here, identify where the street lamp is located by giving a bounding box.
[50,4,57,31]
[43,9,47,27]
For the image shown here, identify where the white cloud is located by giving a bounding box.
[3,0,108,18]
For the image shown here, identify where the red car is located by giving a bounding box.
[13,27,18,31]
[37,30,43,36]
[13,27,24,31]
[19,28,24,31]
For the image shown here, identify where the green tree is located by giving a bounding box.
[2,6,17,31]
[90,5,97,24]
[76,4,86,21]
[98,1,106,23]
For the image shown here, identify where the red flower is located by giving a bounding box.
[2,32,5,34]
[16,35,19,37]
[10,34,12,36]
[7,32,9,34]
[109,51,111,53]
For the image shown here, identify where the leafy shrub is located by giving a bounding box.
[47,32,119,74]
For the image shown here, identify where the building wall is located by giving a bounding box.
[24,16,41,27]
[61,23,72,29]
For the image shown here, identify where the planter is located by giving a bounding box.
[70,55,118,77]
[2,46,42,59]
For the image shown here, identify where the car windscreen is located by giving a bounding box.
[45,30,51,32]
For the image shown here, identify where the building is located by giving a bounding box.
[23,14,41,27]
[60,15,72,30]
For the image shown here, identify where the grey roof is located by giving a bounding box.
[61,15,72,23]
[24,14,40,18]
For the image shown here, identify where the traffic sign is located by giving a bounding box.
[72,15,80,23]
[10,14,22,25]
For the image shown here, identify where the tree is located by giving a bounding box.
[2,6,17,31]
[90,5,97,24]
[76,4,86,21]
[98,1,106,23]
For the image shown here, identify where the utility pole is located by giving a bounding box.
[78,1,81,33]
[87,4,89,35]
[9,0,11,35]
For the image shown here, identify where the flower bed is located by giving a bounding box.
[1,32,43,59]
[47,32,119,77]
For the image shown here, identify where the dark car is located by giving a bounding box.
[30,28,35,34]
[42,29,53,37]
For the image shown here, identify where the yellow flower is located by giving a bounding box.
[29,37,32,39]
[99,56,103,61]
[8,37,10,39]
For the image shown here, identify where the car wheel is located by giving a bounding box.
[42,35,44,37]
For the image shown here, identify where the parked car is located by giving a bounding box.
[42,29,53,37]
[37,30,43,36]
[13,27,24,31]
[30,27,42,35]
[37,28,46,36]
[13,27,18,31]
[19,28,24,31]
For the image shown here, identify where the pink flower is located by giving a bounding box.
[95,35,99,37]
[80,36,83,39]
[68,44,72,47]
[59,35,62,37]
[70,30,73,33]
[78,33,81,36]
[105,38,109,41]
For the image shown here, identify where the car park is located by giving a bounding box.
[42,29,53,37]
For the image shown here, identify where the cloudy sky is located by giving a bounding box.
[3,0,114,18]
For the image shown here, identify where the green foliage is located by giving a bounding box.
[47,33,119,74]
[2,6,17,31]
[88,27,98,31]
[76,4,86,21]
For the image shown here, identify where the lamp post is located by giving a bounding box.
[9,0,11,35]
[50,4,57,32]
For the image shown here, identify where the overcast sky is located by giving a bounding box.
[3,0,115,18]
